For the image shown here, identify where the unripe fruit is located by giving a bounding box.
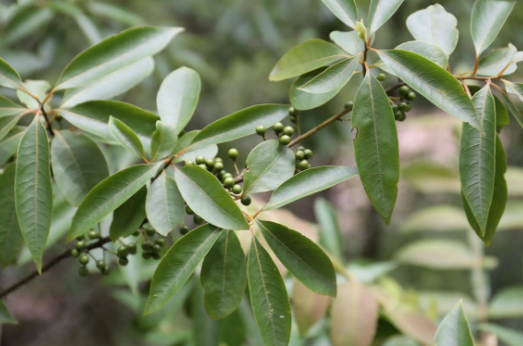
[295,150,305,160]
[228,148,239,160]
[133,230,140,237]
[101,265,110,275]
[186,206,194,215]
[344,101,354,109]
[394,111,406,122]
[185,160,194,166]
[152,253,161,260]
[279,135,291,145]
[273,122,284,134]
[119,257,128,266]
[289,107,297,116]
[79,254,89,265]
[76,236,84,241]
[195,155,205,165]
[146,229,156,237]
[304,149,313,159]
[241,195,251,206]
[205,158,215,169]
[377,73,387,81]
[117,246,128,258]
[75,240,86,250]
[127,243,137,255]
[297,146,305,151]
[256,125,266,136]
[198,164,208,170]
[399,102,411,112]
[141,241,152,250]
[71,249,79,257]
[155,238,165,247]
[88,230,98,239]
[399,85,410,96]
[289,115,296,123]
[79,266,89,277]
[142,251,152,259]
[215,157,223,163]
[283,126,294,136]
[152,244,162,254]
[407,91,416,101]
[96,260,105,270]
[224,177,235,188]
[298,159,310,171]
[180,226,189,235]
[231,184,242,194]
[213,161,224,171]
[391,104,399,112]
[194,215,203,225]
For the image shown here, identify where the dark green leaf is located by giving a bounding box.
[68,162,161,241]
[15,116,52,272]
[479,323,523,346]
[257,220,336,296]
[243,140,295,195]
[290,68,346,110]
[0,127,25,165]
[190,104,289,149]
[248,236,291,346]
[146,172,184,236]
[157,67,201,133]
[329,31,364,55]
[269,39,347,81]
[314,198,343,260]
[174,165,249,230]
[109,186,147,240]
[0,94,24,117]
[320,0,358,29]
[221,309,247,346]
[55,26,183,90]
[261,166,358,211]
[109,116,145,158]
[495,95,510,131]
[434,301,474,346]
[4,6,54,45]
[85,2,144,26]
[145,224,222,315]
[0,300,17,325]
[0,112,24,142]
[406,4,458,56]
[352,74,399,224]
[367,0,404,35]
[500,87,523,128]
[298,56,359,94]
[459,85,496,234]
[201,230,247,320]
[378,49,481,130]
[471,0,515,55]
[396,41,448,69]
[463,135,507,245]
[192,278,221,346]
[0,164,23,268]
[51,130,109,206]
[0,57,23,89]
[150,121,177,161]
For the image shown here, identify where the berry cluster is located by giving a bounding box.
[295,146,313,171]
[392,85,416,122]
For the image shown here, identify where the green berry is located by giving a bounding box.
[297,146,305,151]
[142,251,152,259]
[215,157,223,163]
[224,177,235,188]
[117,246,128,258]
[298,159,310,171]
[279,135,291,145]
[222,173,233,182]
[213,161,224,171]
[186,206,194,215]
[119,257,128,266]
[377,73,387,81]
[180,226,189,235]
[407,91,416,101]
[241,195,251,206]
[304,149,313,159]
[394,111,406,122]
[88,230,98,239]
[198,164,208,170]
[289,115,296,123]
[217,170,226,181]
[295,150,305,160]
[141,241,152,250]
[289,107,297,116]
[101,265,110,275]
[75,240,86,250]
[146,229,156,237]
[273,122,284,134]
[228,148,239,160]
[231,184,242,194]
[71,249,79,257]
[133,230,140,237]
[195,155,205,165]
[152,244,162,254]
[155,238,165,247]
[194,215,203,225]
[127,243,137,255]
[399,85,410,96]
[283,126,294,136]
[391,104,399,112]
[205,158,215,169]
[344,101,354,109]
[152,253,162,260]
[79,266,89,277]
[256,125,266,136]
[96,260,105,270]
[184,160,194,166]
[79,254,89,265]
[399,102,411,112]
[76,236,85,241]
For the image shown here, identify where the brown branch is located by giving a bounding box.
[0,237,112,299]
[40,107,54,137]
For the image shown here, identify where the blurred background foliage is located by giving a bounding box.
[1,0,523,345]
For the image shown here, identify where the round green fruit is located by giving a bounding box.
[279,135,291,145]
[241,195,251,206]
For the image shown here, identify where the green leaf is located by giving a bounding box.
[16,80,50,109]
[109,186,147,240]
[298,56,359,94]
[352,74,399,224]
[329,31,364,55]
[15,116,52,272]
[367,0,404,35]
[396,41,448,69]
[459,85,496,234]
[146,172,184,236]
[0,57,23,89]
[261,166,358,211]
[476,44,517,77]
[157,67,201,133]
[173,130,218,163]
[59,101,159,146]
[145,224,222,315]
[51,130,109,207]
[192,277,221,346]
[0,127,25,166]
[247,236,291,346]
[406,4,459,56]
[3,6,54,45]
[290,68,346,110]
[292,279,329,337]
[0,300,17,325]
[201,230,247,320]
[463,135,507,245]
[480,324,523,346]
[257,220,336,297]
[378,49,481,130]
[402,205,469,233]
[109,116,145,159]
[243,140,295,195]
[68,162,161,241]
[55,26,183,90]
[500,86,523,128]
[0,164,23,268]
[85,2,144,26]
[434,301,474,346]
[0,94,24,117]
[330,281,378,346]
[495,94,510,131]
[471,0,515,55]
[0,112,24,142]
[314,198,343,260]
[61,57,154,108]
[190,104,289,149]
[320,0,358,29]
[383,336,419,346]
[150,121,177,161]
[174,165,249,230]
[269,39,347,81]
[489,286,523,319]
